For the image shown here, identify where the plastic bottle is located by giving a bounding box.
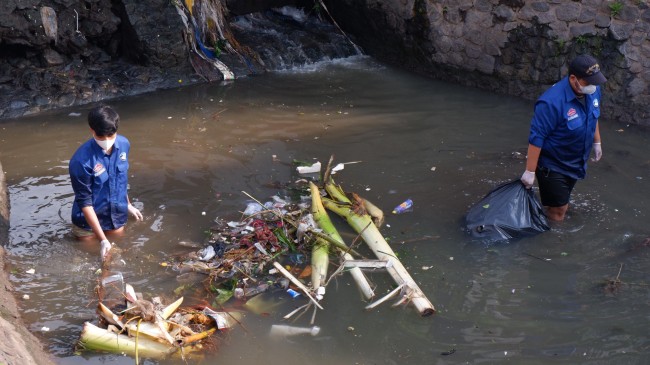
[269,324,321,338]
[286,288,301,298]
[100,272,125,308]
[392,199,413,214]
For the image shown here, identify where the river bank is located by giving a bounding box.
[0,162,55,365]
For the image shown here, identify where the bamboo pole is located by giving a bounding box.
[309,182,329,298]
[323,181,435,316]
[309,182,374,300]
[79,322,175,358]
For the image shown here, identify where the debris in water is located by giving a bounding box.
[296,161,321,174]
[392,199,413,214]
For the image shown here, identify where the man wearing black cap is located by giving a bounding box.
[520,54,607,221]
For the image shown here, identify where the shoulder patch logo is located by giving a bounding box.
[593,99,599,108]
[120,152,127,161]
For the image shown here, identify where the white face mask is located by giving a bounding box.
[94,136,116,151]
[578,83,597,95]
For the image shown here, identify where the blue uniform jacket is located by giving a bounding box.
[528,76,601,179]
[69,135,131,230]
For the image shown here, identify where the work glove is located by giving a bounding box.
[100,239,112,260]
[592,142,602,162]
[128,204,143,221]
[520,170,536,189]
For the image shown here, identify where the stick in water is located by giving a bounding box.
[272,262,324,310]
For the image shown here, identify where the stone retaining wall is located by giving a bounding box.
[325,0,650,125]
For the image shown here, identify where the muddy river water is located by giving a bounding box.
[1,56,649,364]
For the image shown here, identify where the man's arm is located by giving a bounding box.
[80,205,107,242]
[592,121,602,161]
[525,144,542,172]
[521,144,541,189]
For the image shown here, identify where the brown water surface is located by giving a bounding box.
[1,56,649,364]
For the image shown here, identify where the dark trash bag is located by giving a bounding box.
[465,180,550,241]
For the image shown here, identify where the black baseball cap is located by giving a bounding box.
[569,55,607,85]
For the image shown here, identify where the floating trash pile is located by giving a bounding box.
[77,158,434,361]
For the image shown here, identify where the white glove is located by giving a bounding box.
[100,239,112,260]
[521,170,536,189]
[592,142,602,162]
[128,204,143,221]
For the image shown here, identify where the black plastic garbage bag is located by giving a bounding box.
[465,180,550,241]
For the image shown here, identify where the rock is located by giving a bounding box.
[627,78,647,97]
[609,21,635,41]
[40,6,58,42]
[34,96,51,106]
[531,2,550,12]
[578,7,596,23]
[493,5,515,22]
[57,93,76,107]
[42,49,64,66]
[555,3,581,22]
[9,101,29,110]
[594,14,611,28]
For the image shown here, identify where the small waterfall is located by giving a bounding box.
[229,7,362,74]
[173,0,362,80]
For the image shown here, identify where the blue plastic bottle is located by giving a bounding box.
[392,199,413,214]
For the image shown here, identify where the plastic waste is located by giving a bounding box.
[392,199,413,214]
[244,292,283,315]
[274,277,290,290]
[270,324,320,338]
[465,180,550,241]
[198,245,216,261]
[101,272,124,291]
[202,307,242,329]
[243,202,262,216]
[286,288,301,298]
[243,283,269,297]
[100,272,125,307]
[288,253,305,265]
[296,161,321,174]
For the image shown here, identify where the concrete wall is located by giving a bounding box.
[325,0,650,125]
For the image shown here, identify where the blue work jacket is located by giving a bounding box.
[69,135,131,230]
[528,76,601,179]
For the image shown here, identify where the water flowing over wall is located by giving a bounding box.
[2,0,649,125]
[0,0,357,119]
[324,0,650,125]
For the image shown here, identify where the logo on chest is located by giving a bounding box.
[566,108,579,121]
[93,163,106,176]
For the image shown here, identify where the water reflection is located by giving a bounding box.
[2,56,650,364]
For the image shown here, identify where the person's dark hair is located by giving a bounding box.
[88,105,119,136]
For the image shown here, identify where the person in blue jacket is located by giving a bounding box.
[69,105,143,261]
[521,54,606,222]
